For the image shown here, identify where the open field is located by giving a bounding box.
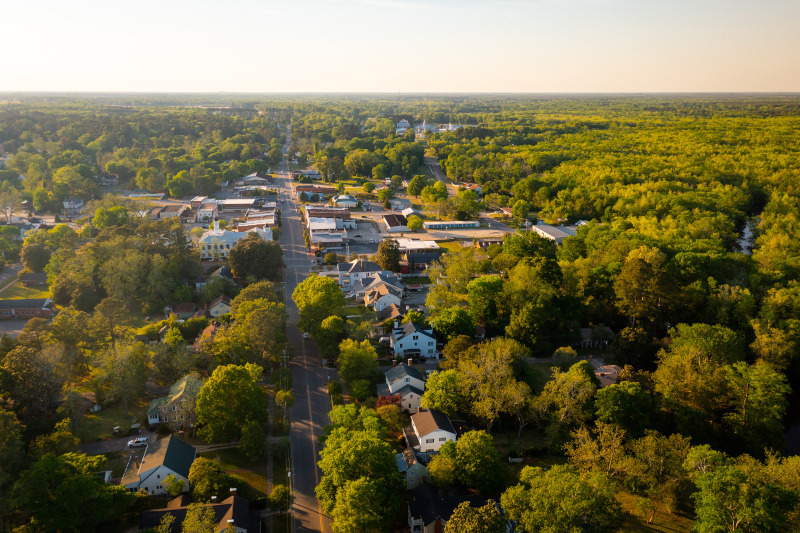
[77,396,151,442]
[1,281,50,299]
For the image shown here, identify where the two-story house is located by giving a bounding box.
[404,408,457,453]
[378,362,425,412]
[390,321,437,360]
[147,374,204,430]
[121,436,196,496]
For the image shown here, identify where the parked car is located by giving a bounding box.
[128,437,148,448]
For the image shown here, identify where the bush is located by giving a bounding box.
[156,423,171,435]
[327,380,343,395]
[349,379,373,401]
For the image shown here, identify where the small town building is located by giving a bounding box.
[296,185,336,201]
[198,223,270,261]
[332,194,359,208]
[407,483,486,533]
[531,224,578,245]
[364,282,402,312]
[332,259,385,287]
[167,302,196,320]
[383,214,409,233]
[21,272,47,287]
[197,200,219,222]
[389,198,412,211]
[390,321,438,359]
[146,373,204,429]
[396,119,411,135]
[404,408,457,453]
[62,198,84,216]
[423,220,480,230]
[219,199,257,214]
[396,448,428,490]
[0,298,55,319]
[378,362,426,412]
[208,295,231,318]
[121,436,196,496]
[139,493,260,533]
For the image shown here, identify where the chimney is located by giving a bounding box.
[134,455,140,469]
[227,520,235,526]
[178,430,185,440]
[211,496,217,503]
[230,488,237,495]
[392,359,397,367]
[408,359,413,367]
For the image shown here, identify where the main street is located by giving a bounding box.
[274,130,333,533]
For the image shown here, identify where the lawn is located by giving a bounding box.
[524,362,556,394]
[434,240,464,253]
[0,281,50,299]
[617,492,694,532]
[77,396,152,442]
[198,447,269,498]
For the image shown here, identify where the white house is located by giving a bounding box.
[396,119,411,135]
[333,259,385,287]
[198,223,270,260]
[383,214,409,233]
[121,436,196,495]
[332,194,358,208]
[378,362,426,412]
[208,295,231,318]
[62,198,84,215]
[364,282,402,312]
[350,271,403,299]
[197,200,219,222]
[390,321,437,359]
[406,408,457,453]
[414,120,438,134]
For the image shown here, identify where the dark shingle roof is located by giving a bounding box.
[140,436,196,478]
[386,362,424,386]
[21,272,47,283]
[139,495,258,533]
[0,298,50,310]
[383,214,408,227]
[408,483,486,526]
[412,408,456,438]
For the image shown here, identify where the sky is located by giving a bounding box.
[2,0,799,93]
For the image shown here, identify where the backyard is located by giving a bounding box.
[0,281,50,299]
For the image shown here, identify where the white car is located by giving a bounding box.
[128,437,148,447]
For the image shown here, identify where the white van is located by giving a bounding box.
[128,437,148,447]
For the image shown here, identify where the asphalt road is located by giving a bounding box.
[277,131,333,533]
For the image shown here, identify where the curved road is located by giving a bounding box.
[275,131,333,533]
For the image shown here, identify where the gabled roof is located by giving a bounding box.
[383,214,408,227]
[139,494,258,533]
[386,362,424,386]
[408,483,486,527]
[172,302,195,314]
[147,374,204,416]
[365,283,401,304]
[339,259,381,274]
[393,383,425,397]
[393,321,435,340]
[139,436,197,478]
[209,295,231,309]
[21,272,47,283]
[0,298,51,310]
[411,408,456,438]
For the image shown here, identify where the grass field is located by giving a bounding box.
[0,281,50,299]
[77,396,151,442]
[434,240,464,253]
[198,447,269,498]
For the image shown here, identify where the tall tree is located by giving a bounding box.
[292,276,346,334]
[375,239,401,272]
[501,465,623,533]
[228,233,284,281]
[195,363,268,443]
[444,501,507,533]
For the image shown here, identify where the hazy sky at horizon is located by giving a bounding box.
[2,0,798,93]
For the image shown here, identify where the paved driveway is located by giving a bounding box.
[80,432,154,455]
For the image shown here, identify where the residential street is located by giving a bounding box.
[276,132,333,533]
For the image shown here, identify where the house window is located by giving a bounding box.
[425,438,434,443]
[405,378,409,382]
[172,406,176,411]
[428,342,433,346]
[412,335,418,340]
[439,438,447,441]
